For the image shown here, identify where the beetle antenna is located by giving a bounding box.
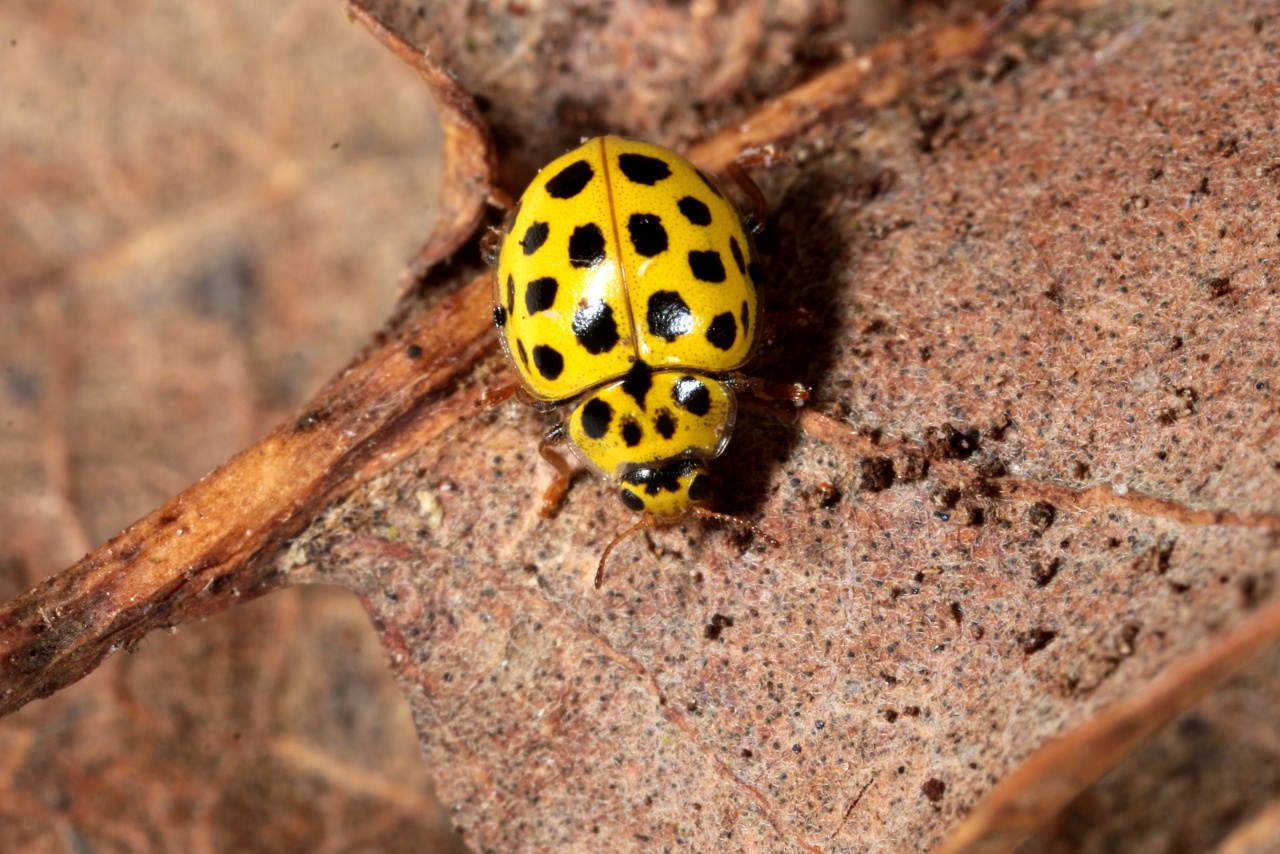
[595,516,659,589]
[595,510,779,589]
[690,507,779,547]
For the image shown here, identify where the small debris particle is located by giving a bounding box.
[1020,628,1057,654]
[1199,275,1232,298]
[814,481,843,508]
[922,778,946,802]
[416,490,445,529]
[1028,502,1057,530]
[923,424,981,460]
[858,456,896,491]
[897,455,928,482]
[975,457,1007,478]
[1031,558,1063,587]
[932,486,961,511]
[705,613,735,641]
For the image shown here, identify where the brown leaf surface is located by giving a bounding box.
[4,1,1280,853]
[351,0,908,186]
[289,1,1274,851]
[0,0,465,850]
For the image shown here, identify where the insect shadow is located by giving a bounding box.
[710,151,880,521]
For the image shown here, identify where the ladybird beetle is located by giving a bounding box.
[489,136,804,586]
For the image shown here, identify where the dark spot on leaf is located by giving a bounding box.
[859,457,896,491]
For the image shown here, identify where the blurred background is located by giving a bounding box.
[0,1,467,850]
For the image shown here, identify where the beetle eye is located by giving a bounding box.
[619,489,646,513]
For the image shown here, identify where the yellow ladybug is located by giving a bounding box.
[489,136,803,586]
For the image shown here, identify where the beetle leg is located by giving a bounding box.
[477,383,518,408]
[723,146,784,234]
[479,188,517,268]
[538,423,576,519]
[479,227,504,268]
[726,374,810,405]
[487,187,515,213]
[723,160,768,233]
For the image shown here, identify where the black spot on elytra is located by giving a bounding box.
[618,152,671,185]
[747,261,764,287]
[572,302,619,354]
[696,169,724,198]
[673,377,711,416]
[493,305,507,327]
[521,221,549,255]
[648,290,693,341]
[689,250,726,283]
[516,339,529,369]
[622,459,701,496]
[621,419,643,447]
[532,345,564,380]
[740,300,750,337]
[688,473,712,502]
[505,274,515,314]
[525,277,558,314]
[568,223,606,268]
[677,196,712,226]
[628,213,668,257]
[545,159,594,199]
[621,360,654,408]
[729,236,746,273]
[706,312,737,350]
[655,411,677,440]
[580,398,613,439]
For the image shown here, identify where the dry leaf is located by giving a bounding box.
[3,1,1280,852]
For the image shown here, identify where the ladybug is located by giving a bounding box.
[488,136,804,586]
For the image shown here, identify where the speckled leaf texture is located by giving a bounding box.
[3,1,1280,853]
